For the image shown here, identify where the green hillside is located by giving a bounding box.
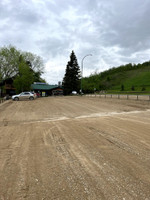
[82,61,150,93]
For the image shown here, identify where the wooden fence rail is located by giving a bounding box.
[85,94,150,101]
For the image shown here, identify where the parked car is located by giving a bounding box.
[72,91,77,95]
[12,92,36,101]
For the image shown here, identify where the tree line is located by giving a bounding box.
[2,45,148,95]
[0,46,81,95]
[82,61,150,93]
[62,52,150,94]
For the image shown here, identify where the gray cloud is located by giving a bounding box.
[0,0,150,84]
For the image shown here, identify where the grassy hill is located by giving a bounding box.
[82,61,150,93]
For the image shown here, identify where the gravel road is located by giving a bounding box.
[0,96,150,200]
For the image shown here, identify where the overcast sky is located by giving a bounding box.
[0,0,150,84]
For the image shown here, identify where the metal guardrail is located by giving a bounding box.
[85,94,150,101]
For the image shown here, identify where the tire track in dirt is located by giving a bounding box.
[0,97,150,199]
[62,119,150,200]
[40,122,105,199]
[0,125,33,199]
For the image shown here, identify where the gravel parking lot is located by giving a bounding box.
[0,96,150,200]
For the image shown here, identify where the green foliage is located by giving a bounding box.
[131,85,135,91]
[121,84,124,91]
[13,60,34,93]
[63,51,81,95]
[0,45,21,79]
[0,45,44,81]
[82,61,150,93]
[141,87,146,91]
[0,45,45,93]
[22,51,44,74]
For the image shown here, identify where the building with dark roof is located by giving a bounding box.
[0,80,63,97]
[31,83,63,96]
[0,78,16,97]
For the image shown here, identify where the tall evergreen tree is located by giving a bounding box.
[63,51,81,95]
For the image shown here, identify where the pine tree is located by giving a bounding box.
[63,51,81,95]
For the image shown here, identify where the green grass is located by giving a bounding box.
[111,70,150,91]
[82,63,150,93]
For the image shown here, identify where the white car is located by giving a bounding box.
[12,92,36,101]
[72,91,77,95]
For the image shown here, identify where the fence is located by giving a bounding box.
[0,98,6,104]
[85,94,150,101]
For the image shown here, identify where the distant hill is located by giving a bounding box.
[82,61,150,93]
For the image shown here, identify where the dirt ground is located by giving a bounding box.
[0,96,150,200]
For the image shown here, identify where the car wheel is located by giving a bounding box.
[29,96,34,100]
[14,97,19,101]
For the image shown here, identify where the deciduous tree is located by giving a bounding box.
[13,56,34,93]
[0,45,44,81]
[0,45,20,80]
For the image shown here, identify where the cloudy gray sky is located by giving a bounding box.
[0,0,150,84]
